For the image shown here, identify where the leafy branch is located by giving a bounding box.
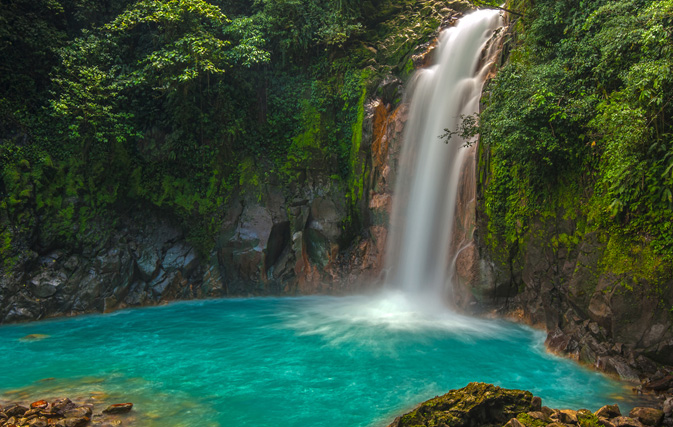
[439,114,481,147]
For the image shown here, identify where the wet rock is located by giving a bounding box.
[304,228,332,268]
[162,244,196,273]
[102,403,133,414]
[596,405,622,419]
[629,407,664,426]
[308,197,344,242]
[30,401,49,410]
[49,397,72,413]
[29,270,67,298]
[136,247,160,281]
[5,404,28,417]
[124,281,147,306]
[388,382,538,427]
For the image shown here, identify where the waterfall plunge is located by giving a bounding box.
[385,9,503,308]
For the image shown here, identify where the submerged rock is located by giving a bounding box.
[102,403,133,414]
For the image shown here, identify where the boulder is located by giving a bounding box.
[629,407,664,426]
[388,382,538,427]
[558,409,579,424]
[596,405,622,419]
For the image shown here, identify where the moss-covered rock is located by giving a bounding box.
[389,382,539,427]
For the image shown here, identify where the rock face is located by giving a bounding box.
[388,382,539,427]
[0,87,410,324]
[460,143,673,380]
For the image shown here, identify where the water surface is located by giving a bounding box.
[0,294,639,426]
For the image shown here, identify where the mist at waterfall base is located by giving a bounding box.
[0,296,641,426]
[0,10,644,427]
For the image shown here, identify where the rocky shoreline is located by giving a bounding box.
[0,399,133,427]
[3,382,671,427]
[388,383,673,427]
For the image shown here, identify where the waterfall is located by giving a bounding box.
[385,9,503,306]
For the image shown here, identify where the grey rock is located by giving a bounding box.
[29,270,67,298]
[136,247,160,281]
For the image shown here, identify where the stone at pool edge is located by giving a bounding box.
[388,382,540,427]
[629,407,665,426]
[102,403,133,414]
[596,405,623,419]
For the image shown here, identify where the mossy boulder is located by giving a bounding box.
[389,382,540,427]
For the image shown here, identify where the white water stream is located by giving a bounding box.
[385,9,503,306]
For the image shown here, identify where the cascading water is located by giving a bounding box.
[385,9,503,306]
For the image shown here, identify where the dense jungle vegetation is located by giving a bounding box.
[1,0,672,280]
[478,0,673,275]
[0,0,448,266]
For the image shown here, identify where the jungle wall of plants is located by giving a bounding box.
[0,0,447,270]
[478,0,673,287]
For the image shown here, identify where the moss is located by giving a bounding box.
[517,413,547,427]
[347,86,367,209]
[600,233,665,285]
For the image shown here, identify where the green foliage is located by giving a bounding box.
[516,413,547,427]
[480,0,673,264]
[1,0,449,256]
[577,412,602,427]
